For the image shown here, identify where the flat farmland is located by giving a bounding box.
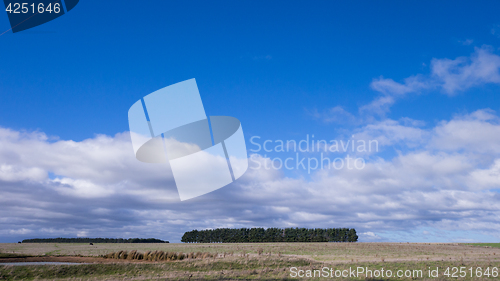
[1,242,499,263]
[1,243,499,280]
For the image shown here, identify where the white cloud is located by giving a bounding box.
[51,177,116,198]
[353,118,428,148]
[0,165,46,182]
[360,46,500,117]
[432,46,500,94]
[314,46,500,121]
[370,74,431,96]
[360,232,381,240]
[359,96,396,118]
[430,109,500,153]
[1,110,500,242]
[8,228,32,235]
[466,159,500,190]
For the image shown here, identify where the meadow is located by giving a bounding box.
[0,242,499,280]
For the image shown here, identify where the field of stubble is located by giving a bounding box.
[0,242,499,280]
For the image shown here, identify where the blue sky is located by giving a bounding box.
[1,1,500,243]
[2,0,500,140]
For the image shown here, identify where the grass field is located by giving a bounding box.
[0,243,499,280]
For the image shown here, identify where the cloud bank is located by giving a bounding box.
[1,109,500,242]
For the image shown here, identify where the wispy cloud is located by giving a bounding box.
[370,74,431,96]
[308,106,357,125]
[459,39,474,46]
[371,46,500,107]
[491,24,500,38]
[432,46,500,94]
[319,45,500,121]
[252,55,272,61]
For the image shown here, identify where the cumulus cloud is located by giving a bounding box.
[430,109,500,153]
[1,110,500,243]
[353,118,428,149]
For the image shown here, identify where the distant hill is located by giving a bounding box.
[21,238,168,243]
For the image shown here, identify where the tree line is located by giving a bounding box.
[181,228,358,243]
[21,238,168,243]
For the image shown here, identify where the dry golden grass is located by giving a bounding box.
[1,243,500,280]
[100,249,216,262]
[1,242,499,264]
